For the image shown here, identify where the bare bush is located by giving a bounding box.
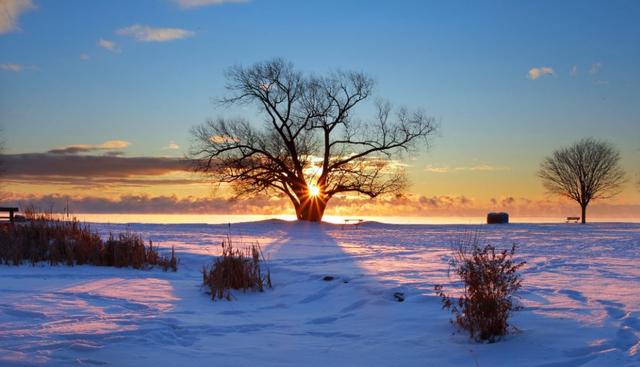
[0,212,177,271]
[435,235,525,342]
[202,236,271,301]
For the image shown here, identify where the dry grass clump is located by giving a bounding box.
[0,211,177,271]
[103,233,177,271]
[435,234,525,342]
[202,236,271,301]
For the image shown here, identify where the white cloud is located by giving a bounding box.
[98,38,120,53]
[0,0,35,35]
[116,24,194,42]
[172,0,248,9]
[589,62,602,75]
[163,141,180,150]
[527,66,554,80]
[79,53,90,60]
[0,63,36,72]
[570,65,578,77]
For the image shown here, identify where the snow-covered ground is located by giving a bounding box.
[1,220,639,366]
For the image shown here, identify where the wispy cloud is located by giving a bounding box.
[0,63,37,72]
[172,0,248,9]
[570,65,578,77]
[424,164,510,174]
[116,24,194,42]
[163,141,180,150]
[0,0,35,35]
[209,134,240,144]
[527,66,554,80]
[466,164,509,172]
[48,140,131,155]
[2,152,187,178]
[589,62,602,75]
[423,165,451,173]
[79,53,90,61]
[98,38,120,53]
[0,193,287,215]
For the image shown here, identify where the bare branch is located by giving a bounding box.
[189,59,437,221]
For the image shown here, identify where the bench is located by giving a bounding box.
[343,219,363,229]
[0,207,19,223]
[566,216,580,223]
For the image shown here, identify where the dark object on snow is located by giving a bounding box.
[0,207,19,223]
[393,292,405,302]
[487,212,509,224]
[323,276,335,281]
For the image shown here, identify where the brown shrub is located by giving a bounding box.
[435,235,525,342]
[202,236,271,301]
[0,214,177,271]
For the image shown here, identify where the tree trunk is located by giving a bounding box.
[581,204,587,224]
[296,203,327,222]
[293,193,328,222]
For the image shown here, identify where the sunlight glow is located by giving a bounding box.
[308,184,320,197]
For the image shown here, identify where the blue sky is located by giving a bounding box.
[1,0,639,215]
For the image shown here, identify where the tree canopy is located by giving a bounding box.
[538,138,626,223]
[190,59,437,221]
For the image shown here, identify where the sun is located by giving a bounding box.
[308,184,320,197]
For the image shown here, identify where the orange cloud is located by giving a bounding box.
[527,66,554,80]
[0,0,35,34]
[48,140,130,155]
[3,192,638,218]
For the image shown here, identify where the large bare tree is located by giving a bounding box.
[538,138,626,224]
[189,59,436,221]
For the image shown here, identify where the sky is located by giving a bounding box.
[0,0,639,218]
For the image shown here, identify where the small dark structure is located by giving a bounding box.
[0,207,19,223]
[566,216,580,223]
[487,212,509,224]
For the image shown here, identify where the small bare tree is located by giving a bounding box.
[538,138,626,224]
[189,59,436,221]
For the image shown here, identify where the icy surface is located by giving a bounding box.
[1,221,639,366]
